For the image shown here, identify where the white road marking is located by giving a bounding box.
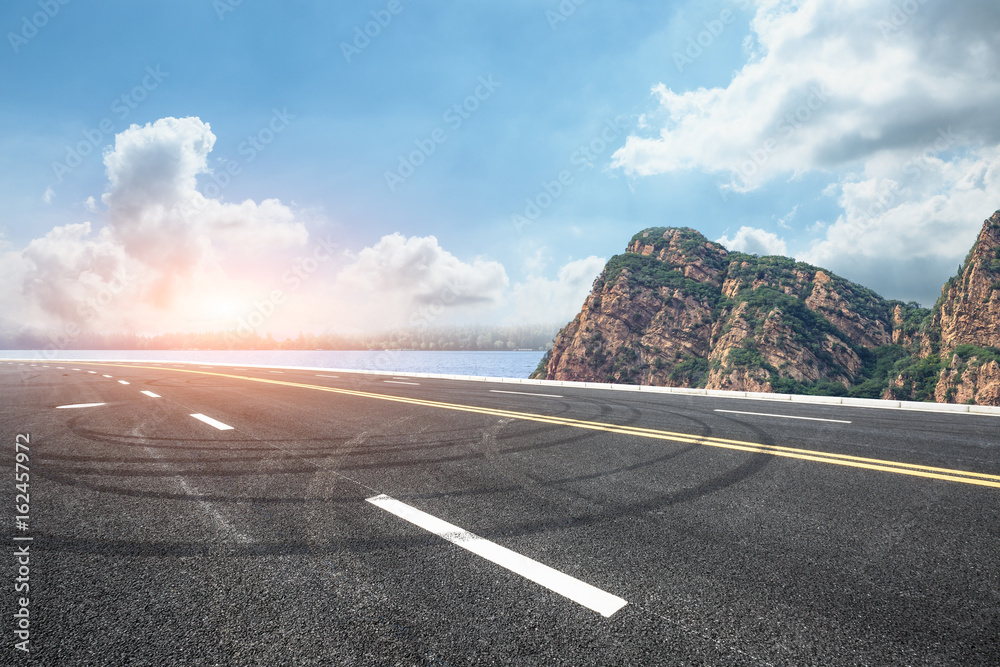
[714,409,852,424]
[118,380,130,385]
[141,390,161,398]
[366,494,628,617]
[315,374,339,378]
[86,371,96,374]
[384,380,419,385]
[190,413,234,430]
[269,370,284,373]
[56,403,106,409]
[72,368,80,371]
[489,390,564,398]
[56,366,64,369]
[102,374,112,378]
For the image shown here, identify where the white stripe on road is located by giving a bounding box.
[269,370,284,373]
[87,371,96,374]
[190,413,234,430]
[489,390,564,398]
[315,374,339,378]
[141,390,160,398]
[366,494,627,617]
[103,374,112,378]
[118,380,130,385]
[56,403,106,409]
[714,409,851,424]
[384,380,419,385]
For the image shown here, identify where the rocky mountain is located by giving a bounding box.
[533,211,1000,406]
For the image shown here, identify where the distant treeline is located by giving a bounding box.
[0,324,560,352]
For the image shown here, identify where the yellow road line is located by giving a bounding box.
[59,361,1000,489]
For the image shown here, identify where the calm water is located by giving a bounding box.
[0,349,547,379]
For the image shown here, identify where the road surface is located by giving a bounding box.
[2,359,999,665]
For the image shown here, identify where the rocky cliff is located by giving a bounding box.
[534,211,1000,406]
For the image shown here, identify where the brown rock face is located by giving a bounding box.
[539,214,1000,406]
[930,212,1000,355]
[935,358,1000,405]
[916,211,1000,404]
[541,227,906,392]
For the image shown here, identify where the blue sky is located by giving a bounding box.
[2,0,999,338]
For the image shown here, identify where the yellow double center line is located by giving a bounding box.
[77,362,1000,489]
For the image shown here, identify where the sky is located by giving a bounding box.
[1,0,999,340]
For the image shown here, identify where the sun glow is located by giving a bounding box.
[197,294,246,322]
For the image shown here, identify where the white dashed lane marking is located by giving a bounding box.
[714,409,852,424]
[190,413,234,430]
[367,494,628,618]
[489,390,564,398]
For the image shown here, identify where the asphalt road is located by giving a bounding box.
[2,359,999,666]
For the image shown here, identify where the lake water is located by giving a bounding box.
[0,349,547,379]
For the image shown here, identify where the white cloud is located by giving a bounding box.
[331,233,509,330]
[14,221,135,330]
[508,256,606,324]
[775,205,797,229]
[612,0,1000,304]
[3,117,313,334]
[102,117,307,276]
[612,0,1000,191]
[42,187,54,204]
[717,226,787,256]
[800,145,1000,304]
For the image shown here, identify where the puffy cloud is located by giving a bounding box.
[800,145,1000,304]
[612,0,1000,191]
[102,117,307,275]
[612,0,1000,304]
[4,117,312,334]
[717,226,787,256]
[331,233,509,330]
[509,255,606,324]
[10,222,135,330]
